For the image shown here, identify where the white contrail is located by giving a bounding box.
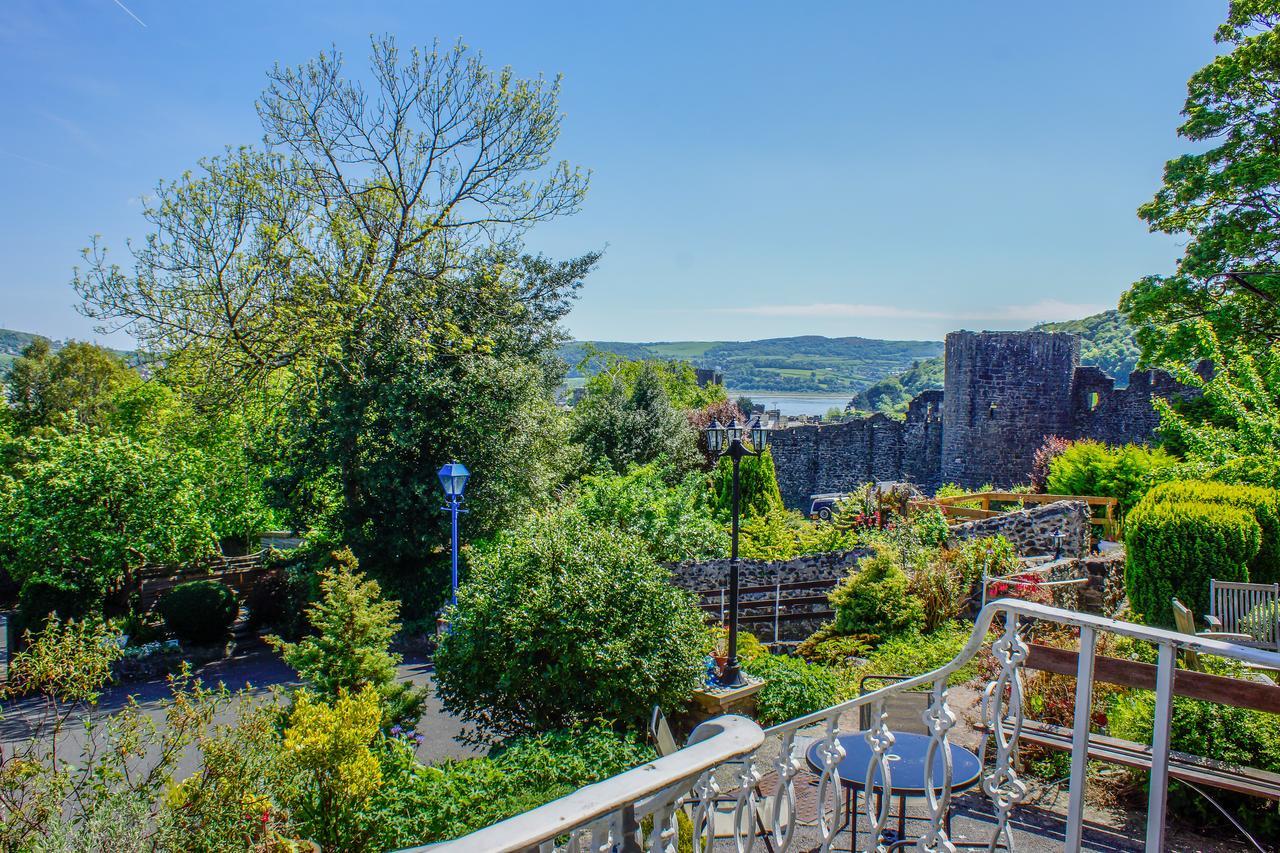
[111,0,147,27]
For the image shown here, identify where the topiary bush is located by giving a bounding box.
[1143,480,1280,584]
[433,510,712,741]
[741,652,841,726]
[157,580,238,645]
[1124,496,1258,628]
[829,545,924,639]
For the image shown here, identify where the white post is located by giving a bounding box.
[1065,626,1097,849]
[773,578,781,644]
[1146,643,1176,851]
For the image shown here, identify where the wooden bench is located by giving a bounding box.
[1009,642,1280,849]
[1209,580,1280,652]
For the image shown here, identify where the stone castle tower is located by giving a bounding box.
[940,331,1080,489]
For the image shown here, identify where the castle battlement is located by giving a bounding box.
[768,329,1198,508]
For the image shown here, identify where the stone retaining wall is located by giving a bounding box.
[948,499,1091,560]
[666,548,869,592]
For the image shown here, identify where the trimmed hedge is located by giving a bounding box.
[1144,480,1280,584]
[1125,497,1258,628]
[157,580,238,645]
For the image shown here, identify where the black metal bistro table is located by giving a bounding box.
[805,731,983,850]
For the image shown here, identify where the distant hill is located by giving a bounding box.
[560,335,944,394]
[848,310,1140,414]
[0,328,139,375]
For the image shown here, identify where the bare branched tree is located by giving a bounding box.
[74,37,589,391]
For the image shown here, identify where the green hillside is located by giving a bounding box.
[560,335,943,393]
[849,310,1140,415]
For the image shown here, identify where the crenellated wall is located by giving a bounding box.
[769,330,1198,510]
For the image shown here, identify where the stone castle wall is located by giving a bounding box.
[770,330,1197,508]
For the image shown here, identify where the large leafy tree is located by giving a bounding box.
[0,430,222,620]
[277,252,592,602]
[5,340,139,434]
[74,38,588,397]
[570,360,702,475]
[71,37,596,598]
[1122,2,1280,361]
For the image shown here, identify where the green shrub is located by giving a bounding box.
[434,510,712,741]
[829,545,924,638]
[736,510,862,560]
[711,447,785,520]
[17,575,98,633]
[844,623,981,696]
[267,548,427,729]
[1124,497,1258,627]
[742,652,841,726]
[369,723,654,848]
[1045,439,1176,515]
[571,463,728,563]
[1143,480,1280,584]
[795,630,873,667]
[157,580,237,645]
[1109,660,1280,839]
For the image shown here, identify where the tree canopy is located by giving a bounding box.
[1121,2,1280,361]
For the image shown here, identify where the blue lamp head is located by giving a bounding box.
[437,461,470,501]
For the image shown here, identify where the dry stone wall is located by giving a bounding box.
[948,500,1091,560]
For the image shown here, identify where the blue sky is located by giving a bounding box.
[0,1,1225,345]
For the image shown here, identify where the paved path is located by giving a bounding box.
[0,640,481,773]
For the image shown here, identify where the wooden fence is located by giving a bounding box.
[913,491,1121,540]
[136,550,280,612]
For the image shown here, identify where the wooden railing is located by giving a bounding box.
[916,491,1121,540]
[136,550,279,611]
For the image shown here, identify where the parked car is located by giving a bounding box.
[808,493,844,520]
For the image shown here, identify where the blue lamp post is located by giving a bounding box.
[437,461,470,606]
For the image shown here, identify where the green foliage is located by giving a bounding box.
[741,652,841,726]
[829,545,925,638]
[1144,479,1280,583]
[1125,494,1259,627]
[1151,328,1280,490]
[268,548,427,728]
[851,356,944,414]
[279,254,592,614]
[1034,310,1142,380]
[711,447,784,520]
[1044,439,1176,515]
[1121,6,1280,362]
[571,463,727,563]
[371,723,654,848]
[0,430,221,623]
[795,630,873,667]
[434,511,712,741]
[5,339,139,435]
[157,580,237,646]
[279,686,385,851]
[2,616,122,704]
[1109,657,1280,839]
[844,623,981,695]
[570,360,701,475]
[736,510,862,560]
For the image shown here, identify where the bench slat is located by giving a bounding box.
[1016,720,1280,800]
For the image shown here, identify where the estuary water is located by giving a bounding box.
[729,391,853,417]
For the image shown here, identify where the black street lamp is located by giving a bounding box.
[705,415,771,687]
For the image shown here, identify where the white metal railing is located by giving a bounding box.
[418,601,1280,853]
